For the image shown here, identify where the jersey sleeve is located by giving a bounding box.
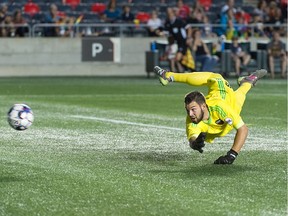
[219,101,244,129]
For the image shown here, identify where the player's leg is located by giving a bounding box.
[235,69,267,110]
[175,51,184,72]
[281,53,287,78]
[154,66,222,86]
[268,55,275,79]
[238,69,267,87]
[234,82,251,111]
[233,56,241,76]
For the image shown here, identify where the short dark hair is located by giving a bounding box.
[184,91,206,105]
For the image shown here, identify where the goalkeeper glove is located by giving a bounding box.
[214,149,238,165]
[190,133,206,153]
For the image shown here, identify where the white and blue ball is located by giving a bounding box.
[7,104,34,130]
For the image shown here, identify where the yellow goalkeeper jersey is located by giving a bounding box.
[186,77,245,143]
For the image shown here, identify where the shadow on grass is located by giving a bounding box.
[149,164,252,178]
[124,151,255,177]
[124,150,191,167]
[0,176,23,182]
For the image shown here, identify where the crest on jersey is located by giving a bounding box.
[225,118,233,125]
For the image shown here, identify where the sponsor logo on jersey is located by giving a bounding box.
[215,119,224,125]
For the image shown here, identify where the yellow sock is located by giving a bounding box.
[165,72,222,86]
[235,82,252,95]
[235,83,252,110]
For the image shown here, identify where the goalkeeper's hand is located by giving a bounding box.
[190,133,206,153]
[214,149,238,165]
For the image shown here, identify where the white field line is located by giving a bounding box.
[70,114,287,146]
[71,115,185,132]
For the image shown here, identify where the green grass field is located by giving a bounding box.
[0,76,287,216]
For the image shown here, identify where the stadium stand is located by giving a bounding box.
[0,0,286,77]
[23,1,40,16]
[0,0,281,29]
[91,3,106,14]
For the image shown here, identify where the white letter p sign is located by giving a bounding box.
[92,43,103,57]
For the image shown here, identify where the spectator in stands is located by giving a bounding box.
[190,29,218,71]
[253,0,268,22]
[252,15,265,37]
[280,0,287,23]
[236,16,250,39]
[267,31,287,79]
[163,35,178,71]
[175,0,190,21]
[43,4,61,37]
[186,8,203,39]
[120,5,134,36]
[121,5,134,23]
[0,3,8,37]
[59,16,76,37]
[225,17,238,40]
[192,0,205,15]
[0,3,7,23]
[221,0,236,14]
[12,9,28,37]
[147,10,163,37]
[2,15,14,37]
[102,1,121,23]
[230,36,251,76]
[164,7,187,72]
[235,8,251,25]
[201,15,216,37]
[265,1,283,37]
[220,7,236,36]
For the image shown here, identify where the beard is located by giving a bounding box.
[191,108,204,124]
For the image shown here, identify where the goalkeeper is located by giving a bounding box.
[154,66,267,164]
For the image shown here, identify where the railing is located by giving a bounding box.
[0,23,32,37]
[0,23,286,38]
[31,23,151,37]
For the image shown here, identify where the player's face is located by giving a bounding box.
[185,101,204,124]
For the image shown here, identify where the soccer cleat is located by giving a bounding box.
[153,66,172,86]
[237,69,267,86]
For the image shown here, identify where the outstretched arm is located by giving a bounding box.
[214,124,248,165]
[231,124,248,153]
[189,133,206,153]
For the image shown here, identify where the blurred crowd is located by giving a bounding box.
[0,0,286,38]
[0,0,286,77]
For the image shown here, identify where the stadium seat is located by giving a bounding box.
[117,0,130,5]
[82,12,101,23]
[234,0,244,7]
[82,0,106,3]
[198,0,212,11]
[165,0,177,7]
[135,12,150,23]
[257,43,283,74]
[133,27,149,37]
[91,3,106,14]
[8,3,24,13]
[241,5,255,14]
[57,11,66,18]
[31,12,44,24]
[75,4,91,13]
[130,0,150,6]
[57,4,73,12]
[23,1,40,16]
[65,0,81,9]
[212,0,226,6]
[223,42,263,76]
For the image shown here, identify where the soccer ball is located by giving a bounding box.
[7,104,34,130]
